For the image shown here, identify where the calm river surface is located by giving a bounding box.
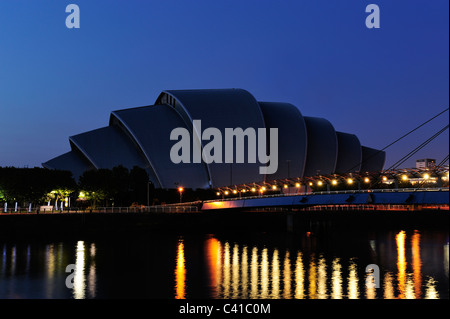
[0,228,448,299]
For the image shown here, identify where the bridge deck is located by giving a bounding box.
[202,188,449,210]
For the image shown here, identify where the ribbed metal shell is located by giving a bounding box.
[111,105,210,189]
[156,89,267,187]
[335,132,362,173]
[69,126,149,171]
[303,116,338,176]
[361,146,386,173]
[43,88,385,188]
[42,150,94,180]
[258,102,307,180]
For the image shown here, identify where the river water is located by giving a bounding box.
[0,228,448,299]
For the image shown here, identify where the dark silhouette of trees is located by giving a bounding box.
[0,167,76,205]
[78,165,150,207]
[0,165,217,208]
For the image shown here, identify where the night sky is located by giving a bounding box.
[0,0,448,170]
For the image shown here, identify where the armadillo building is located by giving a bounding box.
[42,89,386,189]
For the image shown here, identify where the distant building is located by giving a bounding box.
[416,158,436,169]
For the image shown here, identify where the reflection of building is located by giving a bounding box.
[416,158,436,169]
[43,89,385,189]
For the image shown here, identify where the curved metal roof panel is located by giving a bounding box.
[335,132,362,173]
[303,116,338,176]
[258,102,307,180]
[360,146,386,172]
[69,124,152,174]
[112,104,210,189]
[42,150,94,180]
[158,89,266,187]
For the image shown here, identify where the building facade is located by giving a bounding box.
[416,158,436,169]
[43,89,386,189]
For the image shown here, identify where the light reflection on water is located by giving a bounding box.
[175,239,186,299]
[0,229,448,299]
[175,230,447,299]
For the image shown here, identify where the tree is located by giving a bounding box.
[111,165,130,206]
[129,166,150,205]
[78,169,114,207]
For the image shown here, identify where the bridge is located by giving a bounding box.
[202,165,449,211]
[201,187,449,211]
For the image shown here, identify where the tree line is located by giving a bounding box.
[0,166,149,208]
[0,166,217,208]
[0,167,76,205]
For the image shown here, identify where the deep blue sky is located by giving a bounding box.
[0,0,448,169]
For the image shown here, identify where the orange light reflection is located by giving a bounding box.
[396,231,407,299]
[411,230,422,299]
[175,239,186,299]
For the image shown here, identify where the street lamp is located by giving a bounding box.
[259,187,266,197]
[178,187,184,203]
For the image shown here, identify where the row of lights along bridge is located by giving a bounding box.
[210,169,449,199]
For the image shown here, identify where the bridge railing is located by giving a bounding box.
[249,204,449,212]
[203,187,449,203]
[1,205,199,214]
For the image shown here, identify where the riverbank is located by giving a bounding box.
[0,209,448,239]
